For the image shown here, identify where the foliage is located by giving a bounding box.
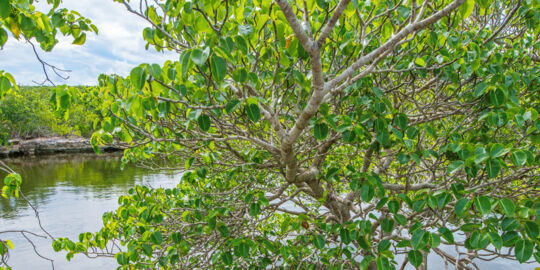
[0,0,537,268]
[0,86,101,144]
[52,0,540,268]
[0,172,20,269]
[0,71,17,99]
[0,86,62,141]
[49,85,104,137]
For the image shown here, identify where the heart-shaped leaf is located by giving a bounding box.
[197,114,211,131]
[314,123,329,140]
[245,103,261,122]
[408,250,423,267]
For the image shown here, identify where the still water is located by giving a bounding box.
[0,153,180,269]
[0,154,538,269]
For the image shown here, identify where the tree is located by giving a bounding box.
[41,0,540,268]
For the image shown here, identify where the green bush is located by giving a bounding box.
[0,86,102,142]
[0,87,58,139]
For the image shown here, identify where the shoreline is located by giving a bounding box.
[0,137,125,158]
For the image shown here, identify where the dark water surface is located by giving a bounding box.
[0,154,538,269]
[0,154,179,269]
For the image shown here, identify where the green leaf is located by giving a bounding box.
[394,113,408,130]
[408,250,423,267]
[473,82,488,97]
[232,68,248,82]
[397,6,411,18]
[313,234,325,249]
[388,200,400,214]
[376,130,390,146]
[376,256,390,270]
[460,0,475,18]
[191,47,209,66]
[221,251,233,265]
[534,251,540,264]
[350,179,361,191]
[0,0,11,19]
[197,114,211,131]
[499,198,515,216]
[430,233,441,248]
[147,64,162,79]
[59,92,71,109]
[218,224,230,237]
[372,87,384,98]
[524,221,539,239]
[234,36,247,53]
[225,99,241,114]
[411,229,427,250]
[210,55,227,82]
[130,67,147,91]
[150,231,163,245]
[438,227,454,244]
[502,218,520,231]
[415,58,426,67]
[325,167,339,181]
[0,76,12,93]
[171,232,182,243]
[237,241,250,257]
[357,235,371,251]
[360,184,374,201]
[490,144,509,158]
[340,228,351,244]
[72,33,86,45]
[116,252,129,265]
[374,102,387,115]
[249,203,260,216]
[314,123,329,140]
[474,196,492,215]
[397,153,410,164]
[0,28,7,47]
[488,232,503,250]
[486,159,500,178]
[489,88,506,106]
[381,22,393,42]
[511,150,527,166]
[454,198,472,216]
[447,160,464,174]
[378,239,391,252]
[475,0,492,9]
[474,152,490,164]
[245,103,261,122]
[381,218,394,233]
[515,239,533,263]
[395,214,407,226]
[141,243,153,256]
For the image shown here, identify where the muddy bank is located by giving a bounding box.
[0,137,125,158]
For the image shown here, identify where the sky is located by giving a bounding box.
[0,0,177,86]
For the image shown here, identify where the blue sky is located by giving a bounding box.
[0,0,176,86]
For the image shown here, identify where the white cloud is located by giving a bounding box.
[0,0,177,86]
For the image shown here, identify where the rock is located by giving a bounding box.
[0,137,125,158]
[7,139,20,145]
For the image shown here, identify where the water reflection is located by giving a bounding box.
[0,153,180,269]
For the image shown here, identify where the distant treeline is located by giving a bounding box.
[0,86,103,144]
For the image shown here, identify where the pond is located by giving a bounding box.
[0,154,537,269]
[0,153,179,269]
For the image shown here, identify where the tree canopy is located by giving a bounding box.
[2,0,540,269]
